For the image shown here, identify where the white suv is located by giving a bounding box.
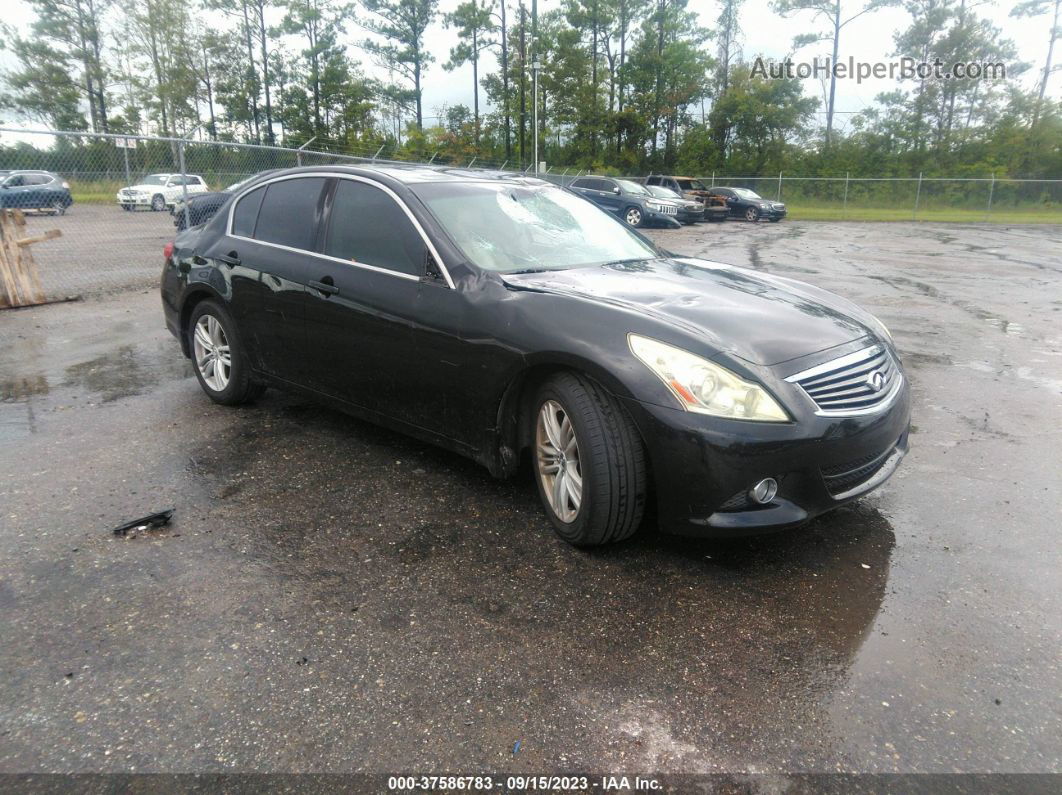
[117,174,209,212]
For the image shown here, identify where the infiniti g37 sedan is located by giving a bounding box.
[161,166,910,547]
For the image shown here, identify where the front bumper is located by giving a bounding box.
[117,192,153,206]
[621,379,911,537]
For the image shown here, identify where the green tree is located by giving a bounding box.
[773,0,894,146]
[1011,0,1061,124]
[444,0,497,146]
[358,0,439,129]
[0,0,111,132]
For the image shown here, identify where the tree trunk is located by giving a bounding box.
[501,1,510,159]
[825,0,840,147]
[258,2,274,144]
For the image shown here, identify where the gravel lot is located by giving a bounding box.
[1,220,1060,777]
[18,203,177,297]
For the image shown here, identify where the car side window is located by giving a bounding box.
[232,186,266,237]
[571,178,591,189]
[253,177,326,251]
[323,180,424,277]
[595,179,614,192]
[646,176,660,186]
[5,175,24,187]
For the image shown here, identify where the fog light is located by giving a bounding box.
[750,478,778,504]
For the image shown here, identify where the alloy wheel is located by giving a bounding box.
[193,314,232,392]
[745,207,759,222]
[536,400,583,523]
[625,208,642,226]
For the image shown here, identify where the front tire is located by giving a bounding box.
[624,206,643,227]
[532,373,647,547]
[151,194,166,212]
[188,300,265,405]
[744,206,760,222]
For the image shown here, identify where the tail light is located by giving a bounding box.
[163,242,174,261]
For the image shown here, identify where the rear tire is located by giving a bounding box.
[50,198,66,216]
[188,300,265,406]
[531,373,647,547]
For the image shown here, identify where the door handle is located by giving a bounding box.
[218,251,240,267]
[309,278,339,296]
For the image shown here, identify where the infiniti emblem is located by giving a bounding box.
[866,370,887,392]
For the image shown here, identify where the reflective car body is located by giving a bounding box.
[644,185,705,224]
[709,186,787,222]
[568,175,682,228]
[0,170,73,213]
[117,173,209,210]
[161,166,908,538]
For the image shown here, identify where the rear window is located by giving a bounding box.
[231,186,265,237]
[253,177,326,250]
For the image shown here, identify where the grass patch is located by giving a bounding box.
[787,204,1062,223]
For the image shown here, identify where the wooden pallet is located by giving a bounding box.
[0,209,61,309]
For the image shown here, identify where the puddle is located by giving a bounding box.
[63,344,194,403]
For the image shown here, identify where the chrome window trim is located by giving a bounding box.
[785,344,904,417]
[225,171,455,289]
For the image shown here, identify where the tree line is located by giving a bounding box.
[0,0,1059,179]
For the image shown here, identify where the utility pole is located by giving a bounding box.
[532,0,539,174]
[519,2,527,169]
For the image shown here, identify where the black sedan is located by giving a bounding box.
[161,166,908,547]
[0,170,73,214]
[173,173,277,231]
[709,186,787,222]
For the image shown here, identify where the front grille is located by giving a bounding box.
[659,204,678,216]
[788,345,900,414]
[821,442,897,497]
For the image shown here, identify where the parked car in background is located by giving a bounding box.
[645,175,729,222]
[709,186,787,222]
[644,185,708,224]
[118,173,209,212]
[569,176,681,228]
[172,173,277,231]
[0,170,73,214]
[162,166,909,547]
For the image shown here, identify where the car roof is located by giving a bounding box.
[235,163,558,189]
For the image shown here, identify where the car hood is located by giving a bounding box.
[501,257,878,366]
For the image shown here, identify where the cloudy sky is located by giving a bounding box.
[0,0,1058,142]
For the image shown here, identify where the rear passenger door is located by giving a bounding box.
[210,175,326,382]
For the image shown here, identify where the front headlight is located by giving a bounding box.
[628,334,789,421]
[645,200,664,211]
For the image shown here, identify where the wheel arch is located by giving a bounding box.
[177,286,226,358]
[487,355,648,479]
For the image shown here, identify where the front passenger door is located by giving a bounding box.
[301,178,430,426]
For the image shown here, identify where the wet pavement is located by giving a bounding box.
[0,222,1060,774]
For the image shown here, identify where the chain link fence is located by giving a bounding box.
[1,127,1059,302]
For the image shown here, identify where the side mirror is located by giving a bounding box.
[166,182,176,188]
[612,186,621,194]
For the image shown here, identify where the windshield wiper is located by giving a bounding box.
[600,257,657,267]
